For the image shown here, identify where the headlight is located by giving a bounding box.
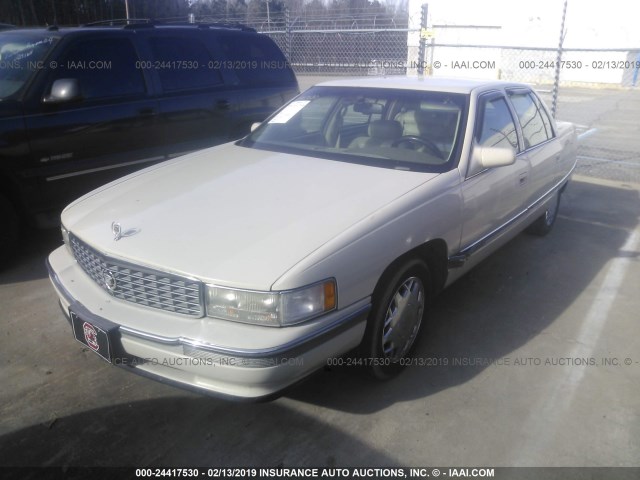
[205,279,336,327]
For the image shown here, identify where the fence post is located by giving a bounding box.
[551,0,568,118]
[417,3,428,76]
[285,8,292,63]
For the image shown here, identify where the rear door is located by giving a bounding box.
[146,32,230,158]
[211,32,299,134]
[506,88,561,206]
[23,34,161,214]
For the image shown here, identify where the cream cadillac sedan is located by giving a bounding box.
[47,77,577,400]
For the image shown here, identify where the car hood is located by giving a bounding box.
[63,143,438,290]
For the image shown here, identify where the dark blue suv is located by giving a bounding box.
[0,21,298,259]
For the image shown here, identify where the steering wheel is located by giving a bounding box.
[391,136,444,160]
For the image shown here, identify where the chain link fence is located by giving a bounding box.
[198,10,640,183]
[201,10,413,76]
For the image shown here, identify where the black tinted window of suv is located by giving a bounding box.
[149,36,222,91]
[54,37,145,100]
[216,34,295,86]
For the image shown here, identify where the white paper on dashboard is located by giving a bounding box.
[268,100,310,124]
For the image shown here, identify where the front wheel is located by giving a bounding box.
[526,190,561,236]
[360,258,431,380]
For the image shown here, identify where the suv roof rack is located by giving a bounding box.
[83,18,153,27]
[161,21,256,32]
[81,18,256,32]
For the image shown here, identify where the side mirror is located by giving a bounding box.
[250,122,262,132]
[468,146,516,177]
[43,78,81,104]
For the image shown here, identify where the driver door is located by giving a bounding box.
[460,91,531,253]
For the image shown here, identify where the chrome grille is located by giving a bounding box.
[70,234,204,317]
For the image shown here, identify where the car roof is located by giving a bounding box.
[316,76,528,94]
[1,23,257,37]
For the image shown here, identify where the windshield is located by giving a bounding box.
[242,86,468,172]
[0,33,57,99]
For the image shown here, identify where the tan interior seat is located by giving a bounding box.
[349,120,402,148]
[395,108,457,142]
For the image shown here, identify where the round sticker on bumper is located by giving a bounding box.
[83,322,100,351]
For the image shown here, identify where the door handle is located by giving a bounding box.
[137,107,156,116]
[216,100,230,110]
[519,173,528,185]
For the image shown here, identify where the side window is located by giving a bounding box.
[215,34,296,86]
[149,36,222,91]
[54,38,145,100]
[476,96,518,150]
[508,92,552,149]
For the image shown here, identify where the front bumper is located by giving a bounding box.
[47,245,370,401]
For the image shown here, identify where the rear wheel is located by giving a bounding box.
[526,190,561,236]
[360,258,431,380]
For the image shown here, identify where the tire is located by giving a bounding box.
[360,258,431,380]
[0,194,19,266]
[526,190,561,236]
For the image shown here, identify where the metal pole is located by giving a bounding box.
[417,3,428,76]
[285,8,292,62]
[266,0,271,31]
[125,0,130,20]
[551,0,568,118]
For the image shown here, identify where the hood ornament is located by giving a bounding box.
[111,222,140,241]
[112,222,122,241]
